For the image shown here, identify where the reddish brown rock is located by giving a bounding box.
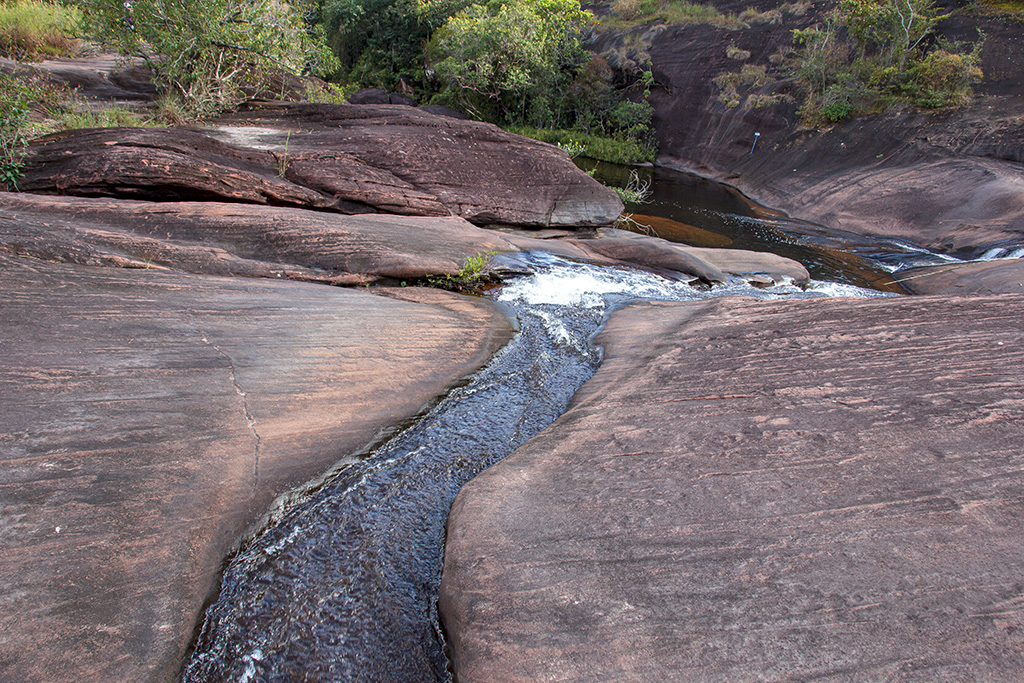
[0,253,511,683]
[641,11,1024,254]
[441,293,1024,681]
[896,258,1024,296]
[0,192,513,283]
[17,103,623,228]
[213,103,623,226]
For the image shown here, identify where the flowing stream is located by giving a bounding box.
[183,251,891,683]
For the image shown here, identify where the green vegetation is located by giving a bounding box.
[0,0,82,60]
[426,0,589,124]
[0,69,158,190]
[511,126,655,164]
[788,0,983,123]
[78,0,338,118]
[424,251,498,292]
[612,168,651,203]
[602,0,744,30]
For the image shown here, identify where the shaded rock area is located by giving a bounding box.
[639,4,1024,254]
[18,103,624,228]
[897,258,1024,295]
[0,252,511,683]
[441,293,1024,681]
[0,53,157,103]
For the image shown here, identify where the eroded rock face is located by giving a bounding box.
[0,253,512,683]
[441,293,1024,681]
[0,192,513,283]
[17,103,624,228]
[643,10,1024,253]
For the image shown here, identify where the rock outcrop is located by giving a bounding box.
[0,192,511,283]
[18,103,624,228]
[441,293,1024,681]
[0,192,812,288]
[635,5,1024,254]
[0,253,512,683]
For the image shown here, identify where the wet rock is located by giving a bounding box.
[18,104,622,227]
[0,193,515,283]
[644,11,1024,254]
[441,293,1024,681]
[0,251,512,683]
[570,234,727,284]
[897,258,1024,295]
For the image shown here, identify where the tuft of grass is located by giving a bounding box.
[0,0,82,60]
[424,251,498,293]
[602,0,747,30]
[55,102,160,130]
[512,126,656,165]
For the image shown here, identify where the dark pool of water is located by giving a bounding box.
[583,161,968,294]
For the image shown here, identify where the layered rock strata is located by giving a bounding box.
[441,293,1024,681]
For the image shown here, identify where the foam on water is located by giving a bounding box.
[184,251,895,683]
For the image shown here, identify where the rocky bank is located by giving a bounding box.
[441,293,1024,681]
[594,0,1024,289]
[1,40,1022,683]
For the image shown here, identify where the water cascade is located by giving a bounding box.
[183,253,892,682]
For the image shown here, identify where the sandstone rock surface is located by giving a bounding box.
[18,104,624,228]
[897,258,1024,296]
[0,192,512,283]
[642,10,1024,254]
[0,253,511,683]
[441,293,1024,681]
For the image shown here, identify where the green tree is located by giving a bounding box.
[426,0,591,125]
[80,0,337,118]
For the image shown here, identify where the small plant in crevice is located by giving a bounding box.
[613,169,652,204]
[423,251,499,293]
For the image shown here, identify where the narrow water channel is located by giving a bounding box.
[183,251,891,683]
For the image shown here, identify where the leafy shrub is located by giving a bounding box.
[427,0,590,125]
[0,0,82,60]
[788,0,983,123]
[79,0,338,119]
[0,71,60,188]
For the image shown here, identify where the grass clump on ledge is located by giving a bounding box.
[424,252,499,293]
[0,0,82,60]
[604,0,746,29]
[511,126,656,165]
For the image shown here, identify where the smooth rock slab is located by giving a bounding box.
[0,254,511,683]
[441,293,1024,681]
[0,192,513,283]
[897,258,1024,296]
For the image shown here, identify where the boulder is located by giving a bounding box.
[214,103,624,227]
[18,104,623,227]
[0,251,512,683]
[441,293,1024,681]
